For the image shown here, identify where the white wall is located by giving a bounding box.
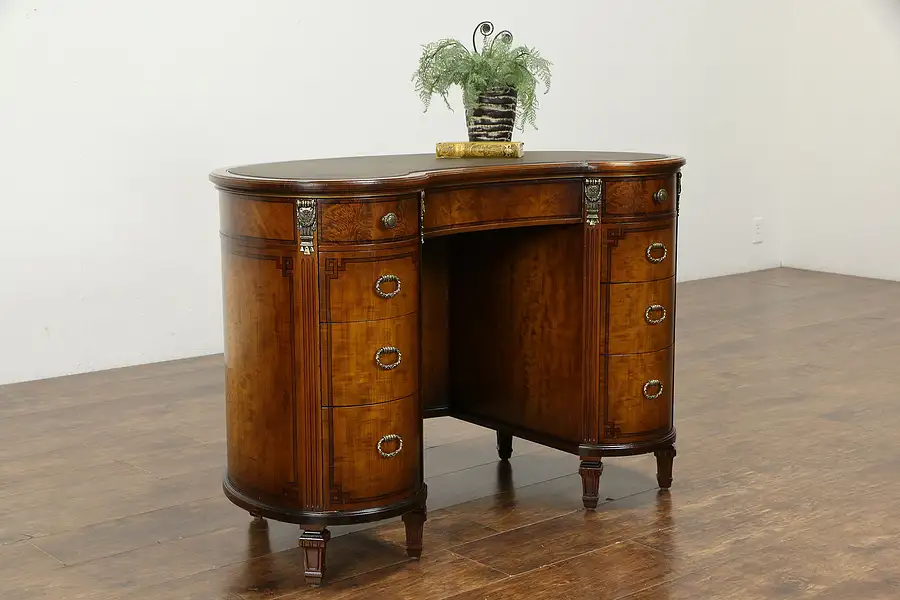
[780,0,900,281]
[0,0,787,385]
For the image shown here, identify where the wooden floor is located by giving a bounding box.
[2,267,900,599]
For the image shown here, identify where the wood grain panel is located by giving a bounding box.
[322,313,419,406]
[424,179,582,236]
[320,245,419,323]
[324,395,421,510]
[221,244,298,505]
[319,195,418,244]
[604,176,676,216]
[604,277,676,355]
[449,225,584,445]
[421,236,451,415]
[602,219,676,283]
[293,250,324,509]
[218,193,296,242]
[604,346,674,441]
[582,222,602,444]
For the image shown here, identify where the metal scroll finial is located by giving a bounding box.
[472,21,513,54]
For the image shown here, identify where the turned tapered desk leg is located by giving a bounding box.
[655,445,677,489]
[496,431,513,461]
[579,459,603,510]
[402,506,427,559]
[299,525,330,586]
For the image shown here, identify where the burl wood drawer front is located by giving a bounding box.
[604,176,676,216]
[602,219,676,283]
[324,395,420,510]
[321,246,419,323]
[424,179,582,235]
[604,277,675,355]
[319,194,418,244]
[219,193,296,242]
[322,312,418,406]
[604,346,674,441]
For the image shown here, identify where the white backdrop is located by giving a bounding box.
[2,0,863,385]
[780,0,900,281]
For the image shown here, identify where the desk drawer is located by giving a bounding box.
[604,346,673,442]
[319,194,419,244]
[604,176,676,216]
[602,219,676,283]
[424,179,582,236]
[322,312,418,406]
[324,394,421,510]
[320,246,419,323]
[219,193,297,242]
[604,277,675,355]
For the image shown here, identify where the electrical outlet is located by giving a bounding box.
[753,217,763,244]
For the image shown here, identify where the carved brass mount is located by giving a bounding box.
[296,199,317,255]
[584,178,602,226]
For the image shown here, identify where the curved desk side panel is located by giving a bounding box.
[220,242,301,507]
[219,236,325,514]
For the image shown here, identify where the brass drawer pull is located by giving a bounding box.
[381,212,398,229]
[654,189,668,204]
[643,380,663,400]
[377,433,403,458]
[646,242,667,264]
[375,346,402,370]
[375,274,401,299]
[645,304,667,325]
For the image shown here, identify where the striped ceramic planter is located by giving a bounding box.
[467,87,518,142]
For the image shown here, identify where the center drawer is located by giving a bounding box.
[321,312,418,406]
[423,179,583,236]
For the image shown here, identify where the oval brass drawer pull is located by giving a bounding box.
[375,274,401,299]
[375,346,402,370]
[654,189,668,204]
[381,212,398,229]
[645,304,667,325]
[643,380,663,400]
[377,433,403,458]
[646,242,667,264]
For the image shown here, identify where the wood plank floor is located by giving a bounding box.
[2,267,900,599]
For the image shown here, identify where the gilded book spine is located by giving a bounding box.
[435,141,524,159]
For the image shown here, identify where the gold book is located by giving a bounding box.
[435,141,524,158]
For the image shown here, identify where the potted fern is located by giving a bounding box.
[412,21,552,142]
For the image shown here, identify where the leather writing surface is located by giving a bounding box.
[228,151,671,181]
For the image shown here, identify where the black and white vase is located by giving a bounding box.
[467,87,518,142]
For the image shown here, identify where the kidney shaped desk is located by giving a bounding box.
[209,150,686,585]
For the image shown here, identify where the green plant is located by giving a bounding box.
[412,21,552,132]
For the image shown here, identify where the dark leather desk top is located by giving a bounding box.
[211,151,686,194]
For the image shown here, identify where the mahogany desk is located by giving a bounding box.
[210,151,686,585]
